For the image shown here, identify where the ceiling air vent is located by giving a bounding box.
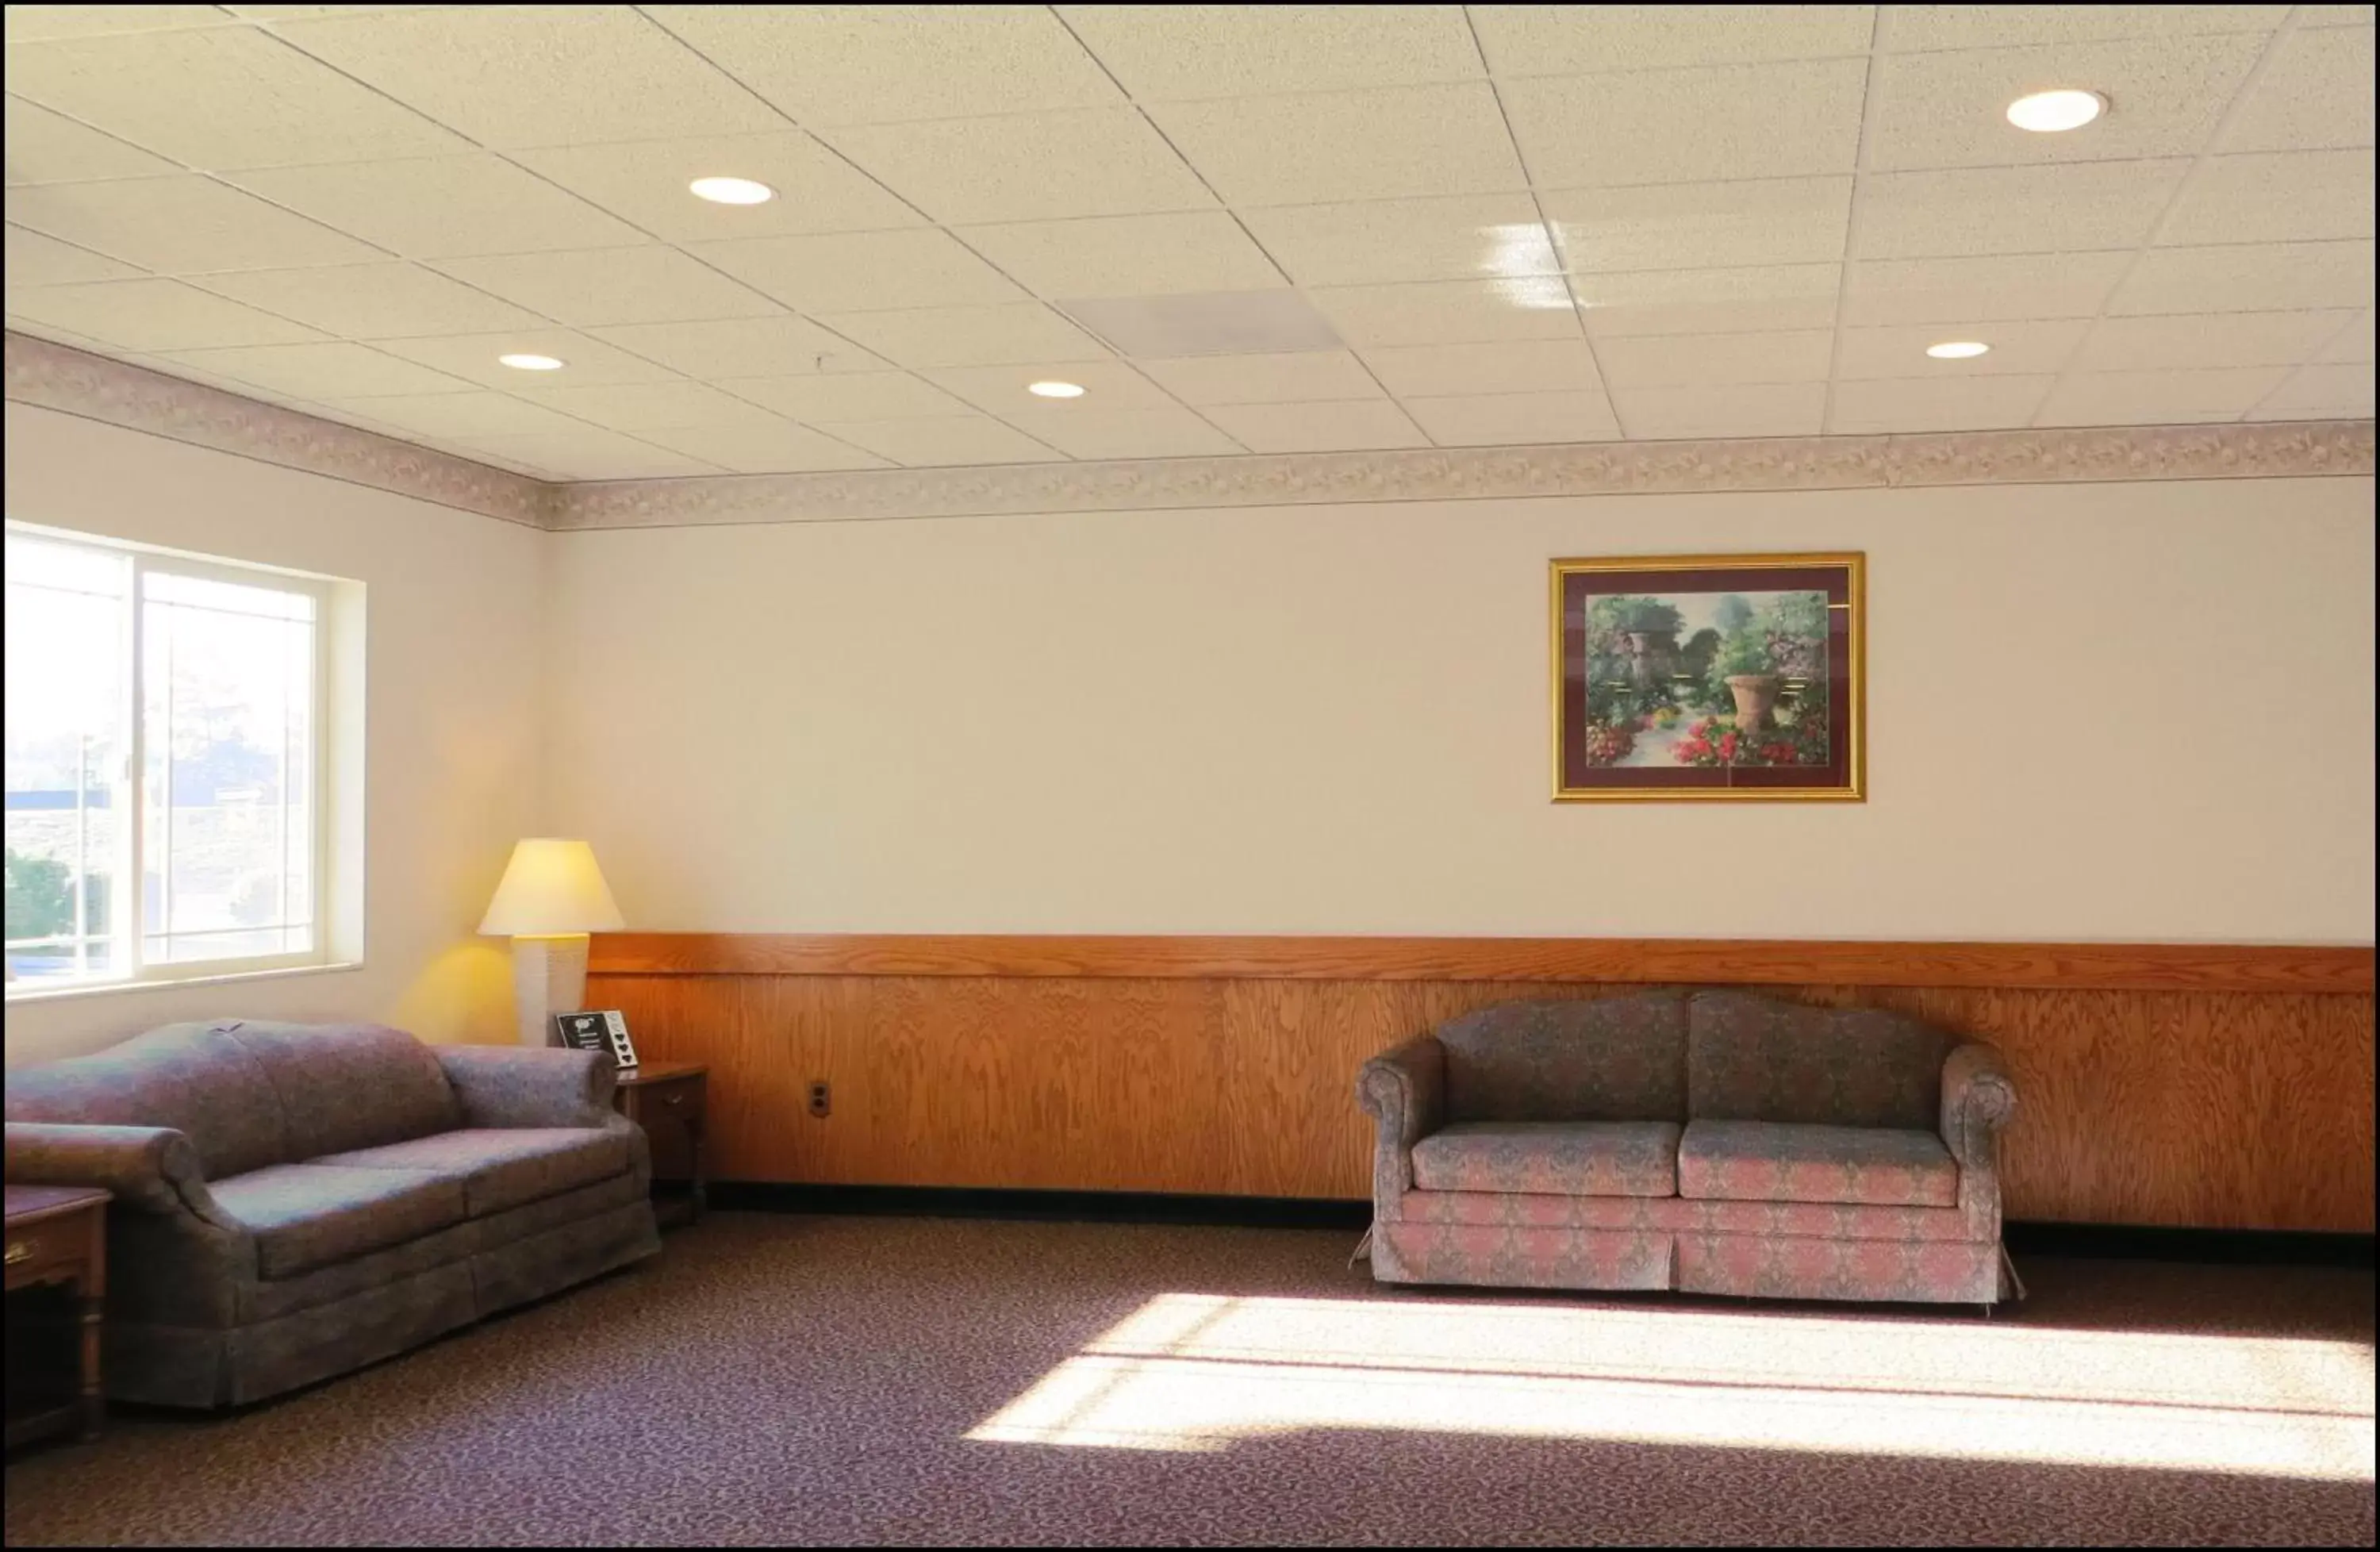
[1057,290,1344,358]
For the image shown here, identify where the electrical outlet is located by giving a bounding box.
[808,1080,831,1118]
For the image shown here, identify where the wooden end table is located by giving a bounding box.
[5,1184,108,1449]
[612,1062,708,1228]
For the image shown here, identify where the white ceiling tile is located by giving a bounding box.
[1835,319,2090,377]
[2,96,180,185]
[3,26,466,170]
[271,6,781,148]
[1360,339,1603,397]
[1880,6,2286,49]
[1136,350,1383,405]
[157,340,476,399]
[585,316,883,380]
[994,405,1242,459]
[311,390,596,440]
[1201,398,1429,452]
[4,6,229,40]
[1866,36,2262,171]
[1843,252,2131,325]
[686,229,1023,314]
[1854,162,2188,259]
[1147,83,1525,206]
[924,360,1177,416]
[6,175,382,275]
[4,225,142,286]
[816,303,1111,369]
[722,371,968,422]
[514,379,785,433]
[642,5,1122,126]
[2034,366,2288,424]
[1471,6,1874,74]
[1592,330,1833,387]
[224,6,455,18]
[1238,194,1549,287]
[958,213,1285,299]
[1059,6,1483,98]
[1545,178,1852,273]
[2159,150,2376,248]
[2218,25,2376,152]
[123,350,321,404]
[194,261,550,340]
[372,328,685,389]
[1828,375,2055,431]
[811,415,1064,467]
[1500,59,1867,187]
[2075,309,2362,370]
[511,133,923,244]
[432,248,782,327]
[451,428,724,481]
[4,277,326,350]
[228,156,647,259]
[1575,263,1841,336]
[2248,361,2374,416]
[1609,382,1829,439]
[822,109,1215,225]
[634,420,892,474]
[2297,5,2377,25]
[2318,310,2375,362]
[2109,240,2375,314]
[1307,279,1580,347]
[1402,390,1620,446]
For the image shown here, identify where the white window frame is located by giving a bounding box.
[5,524,342,995]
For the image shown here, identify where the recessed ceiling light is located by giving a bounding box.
[1925,340,1991,359]
[497,352,565,371]
[2006,89,2106,133]
[1027,380,1086,398]
[688,175,775,206]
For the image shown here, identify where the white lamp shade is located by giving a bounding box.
[478,839,626,935]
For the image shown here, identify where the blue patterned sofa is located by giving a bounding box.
[1357,989,2017,1304]
[5,1020,660,1406]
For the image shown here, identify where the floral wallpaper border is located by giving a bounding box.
[8,329,2370,534]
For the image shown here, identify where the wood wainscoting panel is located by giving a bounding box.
[589,957,2376,1231]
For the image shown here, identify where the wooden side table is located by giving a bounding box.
[5,1185,108,1450]
[612,1062,708,1228]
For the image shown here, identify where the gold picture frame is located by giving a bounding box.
[1550,551,1865,802]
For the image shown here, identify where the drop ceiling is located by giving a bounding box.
[5,3,2374,483]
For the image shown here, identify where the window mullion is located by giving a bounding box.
[123,554,147,978]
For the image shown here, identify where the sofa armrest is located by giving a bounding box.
[436,1045,616,1129]
[1940,1042,2017,1234]
[5,1121,232,1224]
[1357,1036,1446,1210]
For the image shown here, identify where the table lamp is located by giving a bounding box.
[478,838,625,1047]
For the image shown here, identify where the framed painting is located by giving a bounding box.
[1552,552,1864,801]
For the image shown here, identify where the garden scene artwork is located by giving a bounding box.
[1553,554,1864,801]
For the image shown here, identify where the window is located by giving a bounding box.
[6,528,337,992]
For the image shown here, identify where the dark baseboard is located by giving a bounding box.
[706,1181,2374,1266]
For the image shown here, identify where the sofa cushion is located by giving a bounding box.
[1438,991,1688,1124]
[4,1024,290,1179]
[214,1021,462,1159]
[1410,1121,1681,1197]
[209,1163,469,1279]
[1677,1120,1958,1208]
[1687,992,1953,1128]
[313,1128,631,1219]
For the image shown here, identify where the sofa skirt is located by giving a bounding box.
[1372,1219,2004,1304]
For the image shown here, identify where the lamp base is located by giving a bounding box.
[510,933,591,1047]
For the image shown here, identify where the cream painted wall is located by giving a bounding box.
[544,475,2376,945]
[4,403,545,1064]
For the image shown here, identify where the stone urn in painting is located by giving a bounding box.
[1726,674,1783,732]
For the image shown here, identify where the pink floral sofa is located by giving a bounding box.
[1357,989,2018,1304]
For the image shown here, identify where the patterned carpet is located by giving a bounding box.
[5,1212,2374,1547]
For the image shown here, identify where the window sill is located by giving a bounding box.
[2,960,363,1005]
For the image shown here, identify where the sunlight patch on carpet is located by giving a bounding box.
[966,1293,2376,1478]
